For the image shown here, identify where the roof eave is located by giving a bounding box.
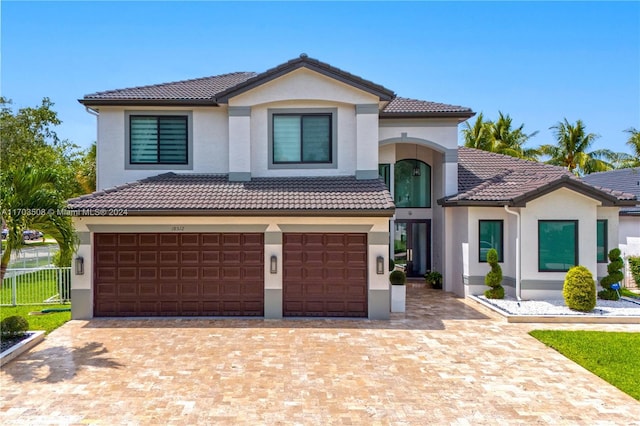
[380,111,476,120]
[78,98,219,107]
[66,208,396,217]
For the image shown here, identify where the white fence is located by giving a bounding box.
[1,267,71,306]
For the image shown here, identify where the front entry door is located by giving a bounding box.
[394,220,431,277]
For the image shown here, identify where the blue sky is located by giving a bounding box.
[2,1,639,154]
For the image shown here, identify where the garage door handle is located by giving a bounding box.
[406,249,413,262]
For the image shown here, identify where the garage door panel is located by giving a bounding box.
[139,283,158,297]
[117,268,137,280]
[94,233,264,316]
[96,252,117,265]
[180,267,199,279]
[159,234,179,246]
[283,233,367,317]
[118,234,137,246]
[139,234,158,246]
[181,251,200,263]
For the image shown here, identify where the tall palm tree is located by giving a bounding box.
[489,112,540,160]
[0,166,77,282]
[539,119,614,175]
[462,112,493,151]
[462,112,539,160]
[623,127,640,167]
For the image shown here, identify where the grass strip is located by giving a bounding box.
[530,330,640,401]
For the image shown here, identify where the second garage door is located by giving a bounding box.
[283,233,368,317]
[94,233,264,317]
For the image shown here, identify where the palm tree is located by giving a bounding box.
[0,166,77,282]
[462,112,493,151]
[462,112,539,160]
[539,119,614,175]
[623,127,640,167]
[489,112,540,160]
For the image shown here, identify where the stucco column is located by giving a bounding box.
[228,106,251,182]
[355,104,379,180]
[71,229,93,319]
[264,226,283,319]
[443,148,458,196]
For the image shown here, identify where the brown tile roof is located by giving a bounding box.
[440,148,637,206]
[67,174,395,216]
[79,72,257,105]
[78,55,474,116]
[381,97,474,118]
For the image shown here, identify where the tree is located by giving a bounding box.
[462,112,539,160]
[76,142,97,193]
[539,119,615,175]
[0,98,84,282]
[622,127,640,167]
[1,166,77,282]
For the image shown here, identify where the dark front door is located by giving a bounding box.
[394,220,431,277]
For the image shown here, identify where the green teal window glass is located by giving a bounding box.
[538,220,578,272]
[597,220,607,263]
[273,114,331,163]
[130,116,187,164]
[394,160,431,208]
[378,164,390,189]
[479,220,503,262]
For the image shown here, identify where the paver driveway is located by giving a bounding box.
[1,286,639,425]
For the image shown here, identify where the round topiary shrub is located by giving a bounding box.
[0,315,29,337]
[599,248,624,301]
[484,248,504,299]
[389,270,406,285]
[563,265,596,312]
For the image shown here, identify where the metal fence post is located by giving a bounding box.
[11,274,17,306]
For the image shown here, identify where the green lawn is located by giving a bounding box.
[621,288,639,299]
[530,330,640,401]
[0,304,71,334]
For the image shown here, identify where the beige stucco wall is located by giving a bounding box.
[619,216,640,256]
[96,106,227,190]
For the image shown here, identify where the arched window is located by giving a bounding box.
[394,160,431,208]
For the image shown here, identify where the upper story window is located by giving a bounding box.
[268,108,337,170]
[273,114,331,163]
[130,115,188,164]
[394,159,431,208]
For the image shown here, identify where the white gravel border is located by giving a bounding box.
[474,295,640,317]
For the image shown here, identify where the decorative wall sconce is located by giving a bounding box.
[376,256,385,275]
[75,256,84,275]
[270,255,278,274]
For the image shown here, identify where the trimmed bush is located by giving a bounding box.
[599,248,624,301]
[0,315,29,337]
[629,256,640,287]
[563,266,596,312]
[389,270,406,285]
[484,248,504,299]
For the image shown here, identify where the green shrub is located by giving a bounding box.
[599,248,624,301]
[0,315,29,337]
[484,248,504,299]
[424,270,443,289]
[629,256,640,287]
[389,270,406,285]
[563,266,596,312]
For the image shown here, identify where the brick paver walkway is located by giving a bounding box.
[1,286,639,425]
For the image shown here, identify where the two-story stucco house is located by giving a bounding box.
[68,54,636,320]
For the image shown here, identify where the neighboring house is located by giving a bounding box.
[582,168,640,257]
[68,54,636,320]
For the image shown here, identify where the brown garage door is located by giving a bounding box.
[283,233,367,317]
[94,233,264,317]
